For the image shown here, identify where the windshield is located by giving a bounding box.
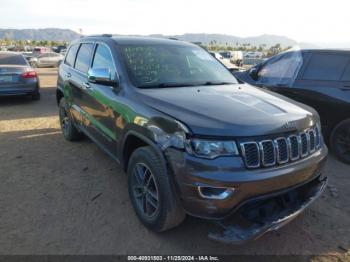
[0,53,28,65]
[119,44,238,88]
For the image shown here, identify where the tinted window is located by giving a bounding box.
[303,53,349,81]
[64,44,79,67]
[0,53,27,65]
[75,44,94,73]
[92,44,115,77]
[341,62,350,81]
[258,51,303,87]
[119,44,237,88]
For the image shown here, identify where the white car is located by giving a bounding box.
[31,52,64,68]
[209,52,240,72]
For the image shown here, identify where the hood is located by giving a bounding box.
[136,84,317,137]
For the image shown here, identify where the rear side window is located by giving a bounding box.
[92,44,116,77]
[75,43,94,74]
[341,62,350,81]
[64,45,79,67]
[303,53,349,81]
[0,53,27,65]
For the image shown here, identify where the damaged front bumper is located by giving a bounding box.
[208,175,328,244]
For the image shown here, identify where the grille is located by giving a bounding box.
[288,135,300,160]
[275,137,289,163]
[300,132,309,157]
[240,127,321,169]
[308,129,316,153]
[259,140,276,166]
[241,142,260,168]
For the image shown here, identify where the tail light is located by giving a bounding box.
[21,71,37,79]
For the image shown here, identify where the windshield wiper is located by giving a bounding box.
[138,82,203,88]
[138,81,235,89]
[201,81,235,86]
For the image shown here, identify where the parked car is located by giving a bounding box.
[0,51,40,100]
[220,51,244,66]
[32,46,51,57]
[244,51,264,59]
[31,52,64,68]
[52,45,67,54]
[209,52,240,72]
[234,49,350,164]
[57,36,328,243]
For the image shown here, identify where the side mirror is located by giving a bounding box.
[249,67,259,81]
[88,68,119,87]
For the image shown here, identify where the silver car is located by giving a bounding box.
[31,52,64,68]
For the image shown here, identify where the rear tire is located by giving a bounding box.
[59,98,83,141]
[330,119,350,164]
[127,146,185,232]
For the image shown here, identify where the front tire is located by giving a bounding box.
[330,119,350,164]
[59,98,83,141]
[127,146,185,232]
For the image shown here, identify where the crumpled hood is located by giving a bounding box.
[136,84,317,137]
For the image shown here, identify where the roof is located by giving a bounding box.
[79,35,195,47]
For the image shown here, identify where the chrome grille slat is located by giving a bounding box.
[240,127,321,169]
[241,142,260,168]
[308,129,316,153]
[259,140,276,167]
[274,137,289,164]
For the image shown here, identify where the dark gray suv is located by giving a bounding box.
[56,35,328,243]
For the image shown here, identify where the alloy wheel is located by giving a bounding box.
[131,163,159,217]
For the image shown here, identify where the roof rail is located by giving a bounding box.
[85,34,113,38]
[168,37,178,41]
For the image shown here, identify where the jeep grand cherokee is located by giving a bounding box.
[56,35,328,243]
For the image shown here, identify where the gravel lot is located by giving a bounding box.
[0,68,349,260]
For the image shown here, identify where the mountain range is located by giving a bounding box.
[1,28,349,48]
[0,28,81,41]
[0,28,298,47]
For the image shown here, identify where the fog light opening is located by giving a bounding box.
[198,186,234,200]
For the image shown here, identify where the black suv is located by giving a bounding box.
[57,36,328,243]
[235,49,350,164]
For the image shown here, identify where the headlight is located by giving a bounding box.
[148,125,239,159]
[148,125,186,150]
[187,139,239,159]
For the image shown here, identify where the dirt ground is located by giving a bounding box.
[0,68,349,260]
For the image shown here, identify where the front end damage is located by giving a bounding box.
[208,175,327,244]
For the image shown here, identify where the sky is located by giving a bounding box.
[0,0,349,44]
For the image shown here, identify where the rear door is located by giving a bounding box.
[69,43,95,127]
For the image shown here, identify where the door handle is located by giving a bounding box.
[65,72,71,78]
[83,82,90,89]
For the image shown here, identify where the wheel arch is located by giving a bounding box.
[121,130,166,173]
